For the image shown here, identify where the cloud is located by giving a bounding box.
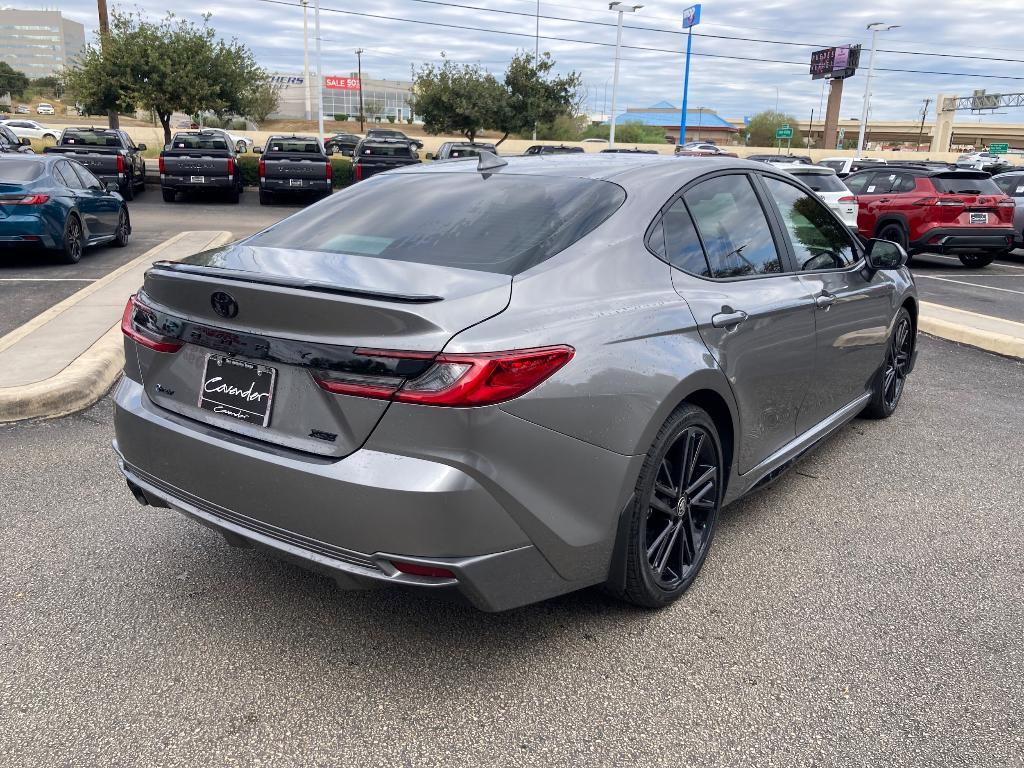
[56,0,1024,123]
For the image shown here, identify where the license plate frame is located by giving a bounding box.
[198,354,277,427]
[289,178,303,187]
[190,175,205,183]
[970,212,988,224]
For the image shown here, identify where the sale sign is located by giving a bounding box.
[325,76,361,90]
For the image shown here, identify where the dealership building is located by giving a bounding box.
[0,8,86,77]
[270,72,416,122]
[609,102,740,144]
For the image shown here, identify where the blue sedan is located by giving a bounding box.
[0,154,130,263]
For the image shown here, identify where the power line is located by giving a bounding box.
[254,0,1024,81]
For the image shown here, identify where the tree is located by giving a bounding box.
[412,56,504,143]
[493,51,582,145]
[29,75,63,98]
[240,81,279,124]
[63,11,270,144]
[581,121,666,144]
[745,110,803,148]
[0,61,29,98]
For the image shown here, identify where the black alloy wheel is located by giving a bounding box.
[61,215,84,264]
[113,208,130,247]
[959,253,994,268]
[617,404,724,607]
[878,223,908,251]
[882,313,913,411]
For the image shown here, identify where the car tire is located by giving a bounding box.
[616,404,724,608]
[59,214,84,264]
[161,188,175,203]
[42,133,56,143]
[113,208,130,247]
[228,187,240,204]
[862,307,914,420]
[958,254,994,268]
[259,189,272,205]
[877,222,908,252]
[120,180,134,201]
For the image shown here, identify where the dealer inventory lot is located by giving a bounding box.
[1,335,1021,765]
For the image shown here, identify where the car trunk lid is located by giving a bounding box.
[131,244,511,457]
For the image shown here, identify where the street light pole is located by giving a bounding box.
[313,0,325,140]
[533,0,539,140]
[857,22,899,154]
[608,2,642,148]
[302,0,311,122]
[96,0,119,129]
[355,48,365,133]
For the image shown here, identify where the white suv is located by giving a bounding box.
[35,103,55,115]
[783,165,859,228]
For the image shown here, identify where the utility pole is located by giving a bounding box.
[355,48,365,133]
[608,2,642,148]
[917,98,931,151]
[857,22,899,154]
[96,0,119,129]
[302,0,311,122]
[808,108,814,148]
[532,0,539,140]
[314,0,324,140]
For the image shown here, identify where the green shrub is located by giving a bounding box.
[334,113,348,122]
[405,117,413,125]
[387,116,396,124]
[237,155,353,188]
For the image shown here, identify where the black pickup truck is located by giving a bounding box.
[352,138,421,182]
[255,135,333,204]
[159,129,245,203]
[43,127,146,199]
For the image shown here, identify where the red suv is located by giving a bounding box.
[844,166,1015,267]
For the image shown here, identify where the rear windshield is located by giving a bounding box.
[171,134,229,151]
[0,158,43,181]
[819,160,845,172]
[266,139,321,153]
[932,175,1003,195]
[61,130,121,147]
[790,172,847,193]
[358,143,412,157]
[247,173,626,275]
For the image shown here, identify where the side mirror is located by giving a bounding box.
[104,181,120,193]
[137,143,147,151]
[19,137,31,146]
[865,238,907,271]
[236,145,248,154]
[424,152,434,160]
[252,146,263,154]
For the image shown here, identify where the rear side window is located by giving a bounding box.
[662,199,711,276]
[932,176,1003,195]
[56,160,84,188]
[790,172,847,193]
[763,177,855,271]
[843,173,870,194]
[247,173,626,275]
[994,176,1024,196]
[0,158,43,181]
[684,174,782,278]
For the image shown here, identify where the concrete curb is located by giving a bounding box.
[919,301,1024,360]
[0,230,233,424]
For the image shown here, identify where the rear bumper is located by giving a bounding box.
[112,376,630,610]
[0,214,59,248]
[161,175,236,191]
[261,178,331,192]
[910,227,1015,254]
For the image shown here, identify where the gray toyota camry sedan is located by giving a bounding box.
[114,153,917,611]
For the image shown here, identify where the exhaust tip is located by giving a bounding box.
[125,479,149,507]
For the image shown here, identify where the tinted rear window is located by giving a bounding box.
[171,134,228,151]
[0,159,43,181]
[267,139,321,153]
[790,172,847,193]
[819,160,845,172]
[359,144,412,157]
[247,173,626,275]
[61,130,121,147]
[931,176,1003,195]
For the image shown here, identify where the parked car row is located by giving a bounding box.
[43,128,147,200]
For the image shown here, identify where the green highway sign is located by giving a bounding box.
[781,123,790,129]
[989,143,1009,154]
[776,127,793,139]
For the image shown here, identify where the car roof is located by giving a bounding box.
[0,153,60,165]
[784,165,838,175]
[267,134,318,141]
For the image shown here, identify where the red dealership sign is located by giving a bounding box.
[325,76,361,90]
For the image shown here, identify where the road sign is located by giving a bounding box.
[989,142,1009,154]
[781,123,790,129]
[776,127,793,139]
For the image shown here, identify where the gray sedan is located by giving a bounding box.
[113,154,917,611]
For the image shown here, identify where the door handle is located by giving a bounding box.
[877,198,891,203]
[711,310,748,328]
[815,292,836,309]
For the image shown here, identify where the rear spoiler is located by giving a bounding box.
[149,261,443,304]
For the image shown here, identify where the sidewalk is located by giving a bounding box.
[0,230,232,423]
[919,301,1024,360]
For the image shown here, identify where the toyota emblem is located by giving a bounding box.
[210,291,238,318]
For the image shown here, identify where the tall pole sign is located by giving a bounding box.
[679,5,701,145]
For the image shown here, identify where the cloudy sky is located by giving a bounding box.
[53,0,1024,123]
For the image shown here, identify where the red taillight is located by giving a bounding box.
[326,160,332,181]
[354,164,363,181]
[120,294,183,353]
[116,154,125,173]
[258,158,265,177]
[913,197,964,207]
[313,346,575,407]
[389,560,456,579]
[837,195,856,203]
[226,157,234,176]
[158,156,165,174]
[1,194,50,204]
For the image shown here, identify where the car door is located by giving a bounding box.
[54,159,91,231]
[850,170,895,236]
[662,172,818,474]
[68,161,118,237]
[759,174,896,431]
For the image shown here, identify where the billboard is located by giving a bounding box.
[682,4,701,29]
[809,45,860,80]
[325,76,361,90]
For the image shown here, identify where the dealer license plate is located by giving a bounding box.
[198,354,276,427]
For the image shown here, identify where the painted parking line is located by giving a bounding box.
[0,278,97,282]
[920,253,1024,271]
[915,274,1024,295]
[926,272,1024,278]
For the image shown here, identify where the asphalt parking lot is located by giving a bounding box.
[911,251,1024,322]
[1,334,1021,767]
[0,193,301,338]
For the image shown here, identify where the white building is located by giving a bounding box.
[0,8,86,77]
[269,72,416,122]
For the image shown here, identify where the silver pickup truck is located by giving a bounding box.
[159,130,245,203]
[255,135,333,205]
